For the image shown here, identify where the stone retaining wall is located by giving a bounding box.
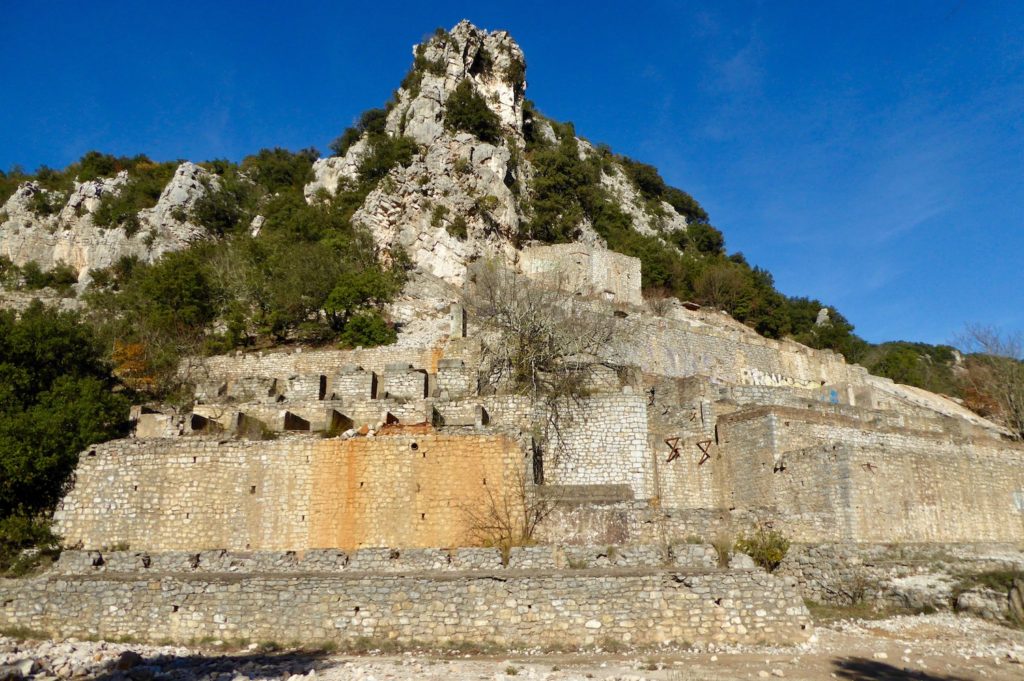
[0,567,810,647]
[52,544,717,574]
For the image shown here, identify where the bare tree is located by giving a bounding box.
[461,259,625,455]
[462,258,622,400]
[957,325,1024,439]
[460,456,555,562]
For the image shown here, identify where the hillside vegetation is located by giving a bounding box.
[2,21,1020,572]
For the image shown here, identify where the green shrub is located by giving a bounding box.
[505,59,526,91]
[20,261,49,289]
[0,167,30,205]
[240,147,317,193]
[734,525,790,572]
[330,108,389,157]
[444,80,502,144]
[447,215,468,240]
[0,302,129,521]
[92,159,178,231]
[430,204,448,227]
[0,514,60,576]
[190,169,256,236]
[357,134,418,184]
[45,262,79,295]
[338,311,397,348]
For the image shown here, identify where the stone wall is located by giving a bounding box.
[55,433,521,551]
[0,567,811,647]
[190,339,480,389]
[520,244,643,306]
[52,544,717,574]
[718,407,1024,542]
[546,394,654,497]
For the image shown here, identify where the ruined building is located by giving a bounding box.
[2,20,1022,648]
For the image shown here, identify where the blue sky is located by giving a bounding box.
[2,1,1021,345]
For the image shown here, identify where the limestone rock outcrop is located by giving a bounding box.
[0,162,214,285]
[305,20,688,284]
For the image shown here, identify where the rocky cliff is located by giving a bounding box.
[308,20,687,283]
[0,162,213,288]
[0,21,690,290]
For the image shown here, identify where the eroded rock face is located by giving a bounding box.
[0,162,214,285]
[305,20,689,285]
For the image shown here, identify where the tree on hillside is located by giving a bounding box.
[957,325,1024,439]
[0,302,129,573]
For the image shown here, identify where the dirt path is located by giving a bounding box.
[2,614,1022,681]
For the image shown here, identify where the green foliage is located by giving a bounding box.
[92,159,178,234]
[860,341,961,396]
[0,514,61,576]
[0,167,30,205]
[430,204,449,227]
[505,59,526,92]
[522,134,592,242]
[0,304,127,572]
[330,108,389,157]
[357,134,418,184]
[338,311,397,348]
[734,525,791,572]
[447,215,468,240]
[619,156,709,224]
[792,305,868,363]
[444,80,502,144]
[74,151,149,182]
[240,147,317,194]
[190,172,252,236]
[0,303,128,519]
[14,260,78,294]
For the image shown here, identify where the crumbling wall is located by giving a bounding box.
[190,339,479,389]
[520,244,643,306]
[55,433,522,551]
[0,567,811,647]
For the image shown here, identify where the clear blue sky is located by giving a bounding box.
[2,1,1021,346]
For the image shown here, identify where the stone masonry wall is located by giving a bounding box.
[717,407,1024,542]
[520,244,643,306]
[0,567,811,647]
[190,339,480,389]
[55,433,521,551]
[547,394,654,498]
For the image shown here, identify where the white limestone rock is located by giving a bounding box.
[0,162,214,288]
[301,20,698,286]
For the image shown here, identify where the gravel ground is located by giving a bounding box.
[1,614,1022,681]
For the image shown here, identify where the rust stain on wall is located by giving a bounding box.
[309,434,519,549]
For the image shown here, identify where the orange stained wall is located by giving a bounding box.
[308,433,521,549]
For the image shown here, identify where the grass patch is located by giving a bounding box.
[0,625,51,640]
[804,599,923,623]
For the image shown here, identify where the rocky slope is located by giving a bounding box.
[0,163,214,288]
[309,20,686,284]
[1,21,687,293]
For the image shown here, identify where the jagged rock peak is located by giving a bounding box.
[386,20,527,145]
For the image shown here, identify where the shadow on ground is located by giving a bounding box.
[86,649,333,681]
[833,657,974,681]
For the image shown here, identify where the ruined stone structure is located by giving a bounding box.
[1,548,810,648]
[0,240,1009,646]
[3,19,1023,648]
